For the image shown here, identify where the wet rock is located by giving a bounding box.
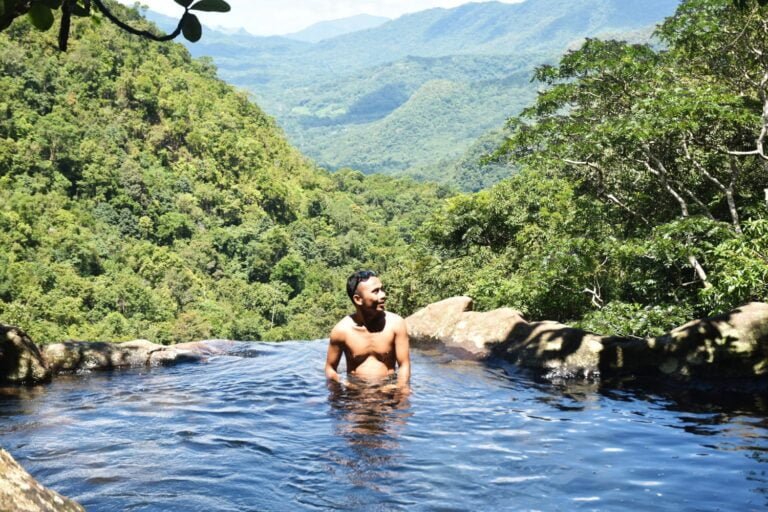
[497,320,609,378]
[446,308,528,357]
[407,296,474,346]
[0,448,84,511]
[406,300,609,372]
[600,302,768,381]
[0,325,51,385]
[42,339,215,374]
[172,340,233,356]
[407,297,768,383]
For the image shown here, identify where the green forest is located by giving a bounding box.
[0,3,450,344]
[1,0,767,345]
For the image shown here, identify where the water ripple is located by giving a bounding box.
[0,340,765,511]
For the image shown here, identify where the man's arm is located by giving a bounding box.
[325,328,344,382]
[394,317,411,388]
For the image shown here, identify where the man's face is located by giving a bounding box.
[354,276,387,312]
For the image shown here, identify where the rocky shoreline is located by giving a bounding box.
[0,448,85,512]
[0,329,230,510]
[406,297,768,388]
[4,300,766,388]
[0,325,232,386]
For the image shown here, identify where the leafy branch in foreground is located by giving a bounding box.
[0,0,230,50]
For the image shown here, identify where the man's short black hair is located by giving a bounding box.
[347,270,377,300]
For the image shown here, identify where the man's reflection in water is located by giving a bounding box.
[326,378,412,491]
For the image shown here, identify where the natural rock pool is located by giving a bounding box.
[0,340,766,511]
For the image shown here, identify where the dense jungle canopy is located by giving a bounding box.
[0,0,766,344]
[0,3,450,343]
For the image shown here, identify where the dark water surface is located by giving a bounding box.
[0,340,766,511]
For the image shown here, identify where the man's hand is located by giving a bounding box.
[325,365,341,382]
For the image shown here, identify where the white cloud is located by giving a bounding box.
[118,0,524,36]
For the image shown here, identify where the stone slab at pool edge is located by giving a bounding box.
[406,297,768,383]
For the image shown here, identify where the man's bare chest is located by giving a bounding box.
[344,331,394,358]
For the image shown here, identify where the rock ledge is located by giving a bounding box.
[407,298,768,384]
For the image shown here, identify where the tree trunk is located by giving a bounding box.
[688,254,712,289]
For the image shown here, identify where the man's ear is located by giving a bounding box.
[352,293,363,306]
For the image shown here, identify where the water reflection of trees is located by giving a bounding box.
[326,379,412,491]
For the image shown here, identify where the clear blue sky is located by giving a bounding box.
[120,0,524,36]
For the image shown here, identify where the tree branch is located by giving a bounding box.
[92,0,182,42]
[682,135,741,232]
[564,158,650,223]
[728,71,768,160]
[642,153,690,218]
[681,186,716,220]
[688,254,712,289]
[605,193,650,225]
[58,0,73,51]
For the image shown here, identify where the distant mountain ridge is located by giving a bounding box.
[284,14,391,43]
[155,0,681,183]
[291,0,676,69]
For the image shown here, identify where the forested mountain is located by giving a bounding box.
[162,0,680,182]
[283,14,390,43]
[0,4,449,344]
[1,0,764,347]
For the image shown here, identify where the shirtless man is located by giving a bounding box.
[325,270,411,388]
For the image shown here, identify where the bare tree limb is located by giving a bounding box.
[681,187,716,220]
[92,0,182,42]
[605,193,650,225]
[564,158,651,223]
[642,154,690,218]
[688,254,712,289]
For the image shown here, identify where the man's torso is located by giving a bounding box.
[340,313,399,378]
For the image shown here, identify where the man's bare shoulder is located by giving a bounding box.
[385,311,407,329]
[330,315,355,341]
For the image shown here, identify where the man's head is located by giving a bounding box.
[346,270,386,312]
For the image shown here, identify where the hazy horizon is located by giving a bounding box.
[118,0,525,36]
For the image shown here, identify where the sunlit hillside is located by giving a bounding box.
[153,0,680,184]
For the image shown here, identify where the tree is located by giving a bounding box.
[391,0,768,336]
[0,0,230,51]
[496,1,766,290]
[733,0,768,9]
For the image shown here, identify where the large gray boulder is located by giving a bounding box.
[0,448,84,511]
[0,325,51,385]
[406,299,608,373]
[407,296,475,346]
[496,320,609,378]
[407,297,768,383]
[0,329,233,382]
[442,308,528,357]
[599,302,768,380]
[42,339,227,374]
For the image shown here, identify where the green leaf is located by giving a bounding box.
[181,12,202,42]
[174,0,194,7]
[190,0,230,13]
[28,4,55,31]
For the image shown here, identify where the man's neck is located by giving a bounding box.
[353,309,386,331]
